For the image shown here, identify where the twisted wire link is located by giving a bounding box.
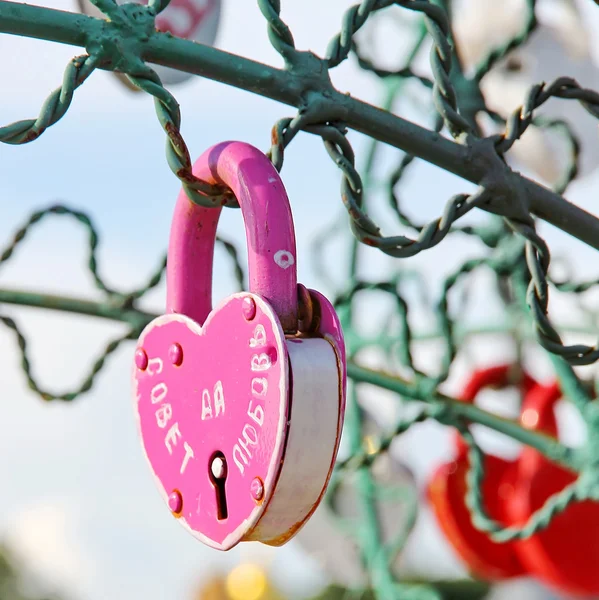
[435,236,525,384]
[0,312,142,401]
[471,76,599,366]
[268,116,497,261]
[0,205,166,301]
[0,204,244,303]
[460,427,583,543]
[125,73,235,207]
[350,16,479,239]
[334,222,599,548]
[472,0,537,81]
[352,40,434,90]
[398,0,472,140]
[0,54,98,145]
[334,278,424,374]
[147,0,173,14]
[327,0,472,140]
[532,117,580,195]
[267,116,306,172]
[507,218,599,366]
[319,124,490,256]
[553,276,599,295]
[88,0,119,17]
[335,408,433,471]
[0,204,246,402]
[350,15,489,247]
[256,0,297,62]
[325,0,379,68]
[0,3,232,207]
[496,77,599,156]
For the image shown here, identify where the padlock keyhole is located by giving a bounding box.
[209,451,228,521]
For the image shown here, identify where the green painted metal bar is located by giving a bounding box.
[346,362,580,472]
[2,285,596,348]
[0,284,578,470]
[2,2,599,250]
[0,288,155,325]
[345,385,399,600]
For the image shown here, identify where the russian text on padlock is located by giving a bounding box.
[132,141,346,550]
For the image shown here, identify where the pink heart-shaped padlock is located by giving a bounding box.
[133,141,346,550]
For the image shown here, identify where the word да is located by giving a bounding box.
[201,380,225,421]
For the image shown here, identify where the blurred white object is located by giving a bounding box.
[572,0,599,67]
[77,0,221,88]
[5,503,92,599]
[452,0,599,187]
[294,433,417,587]
[487,579,560,600]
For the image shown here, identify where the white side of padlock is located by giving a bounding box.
[244,337,342,546]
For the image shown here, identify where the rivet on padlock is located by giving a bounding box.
[132,141,346,551]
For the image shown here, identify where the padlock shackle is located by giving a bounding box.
[167,141,298,331]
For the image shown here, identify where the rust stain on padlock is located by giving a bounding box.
[297,284,315,332]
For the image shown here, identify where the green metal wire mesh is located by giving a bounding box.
[2,0,599,598]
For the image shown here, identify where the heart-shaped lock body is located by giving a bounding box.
[504,381,599,597]
[427,365,537,580]
[133,141,346,551]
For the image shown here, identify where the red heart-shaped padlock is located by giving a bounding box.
[427,364,538,581]
[504,381,599,597]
